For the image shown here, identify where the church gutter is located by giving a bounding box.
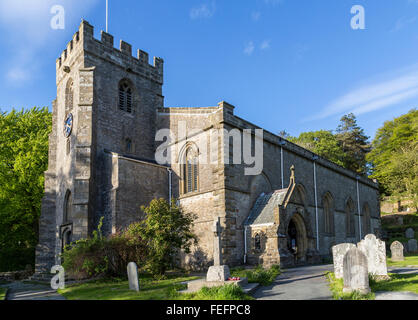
[244,226,248,264]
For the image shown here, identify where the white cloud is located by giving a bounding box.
[0,0,99,84]
[308,66,418,121]
[260,40,270,50]
[251,11,261,22]
[391,16,417,32]
[190,2,216,20]
[264,0,284,6]
[7,67,30,82]
[244,41,255,55]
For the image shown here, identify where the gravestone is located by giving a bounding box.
[127,262,139,292]
[408,239,418,253]
[206,217,230,282]
[357,234,388,276]
[405,228,415,239]
[390,241,404,261]
[403,242,409,254]
[332,243,356,279]
[343,248,370,295]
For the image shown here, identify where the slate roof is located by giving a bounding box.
[244,189,288,226]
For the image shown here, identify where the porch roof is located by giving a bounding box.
[244,189,288,226]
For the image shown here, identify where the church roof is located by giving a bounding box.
[244,189,288,226]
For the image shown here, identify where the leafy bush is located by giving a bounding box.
[0,246,34,272]
[62,218,148,279]
[127,199,197,276]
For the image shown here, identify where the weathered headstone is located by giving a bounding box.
[403,242,409,254]
[206,217,230,282]
[332,243,356,279]
[127,262,139,292]
[408,239,418,253]
[396,216,404,226]
[390,241,404,261]
[405,228,415,239]
[343,248,370,295]
[357,234,388,276]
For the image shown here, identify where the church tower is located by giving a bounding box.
[35,20,165,274]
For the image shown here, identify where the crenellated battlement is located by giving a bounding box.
[56,20,163,85]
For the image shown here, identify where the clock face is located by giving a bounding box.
[63,113,73,138]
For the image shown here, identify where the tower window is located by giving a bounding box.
[118,81,134,113]
[64,190,72,224]
[66,139,71,155]
[65,79,74,112]
[125,138,132,153]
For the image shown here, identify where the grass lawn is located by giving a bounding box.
[370,273,418,294]
[387,255,418,267]
[0,287,7,300]
[230,265,281,286]
[58,274,253,300]
[325,271,418,300]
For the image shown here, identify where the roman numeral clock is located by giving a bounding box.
[63,113,73,138]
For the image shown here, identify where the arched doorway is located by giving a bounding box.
[286,213,308,264]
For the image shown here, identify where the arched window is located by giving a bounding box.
[125,138,132,153]
[345,198,355,236]
[118,80,133,113]
[323,193,335,235]
[64,190,72,224]
[362,203,371,235]
[254,233,261,251]
[181,146,199,194]
[65,79,74,112]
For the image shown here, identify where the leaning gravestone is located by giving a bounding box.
[332,243,356,279]
[127,262,140,292]
[390,241,404,261]
[408,239,418,253]
[343,248,370,295]
[405,228,415,239]
[357,234,388,277]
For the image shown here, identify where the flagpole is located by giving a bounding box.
[106,0,108,32]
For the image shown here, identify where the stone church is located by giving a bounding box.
[35,21,381,275]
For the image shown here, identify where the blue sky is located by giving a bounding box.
[1,0,418,139]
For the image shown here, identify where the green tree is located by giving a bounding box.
[126,198,197,276]
[288,130,345,166]
[367,109,418,196]
[389,142,418,211]
[336,113,371,174]
[0,107,51,271]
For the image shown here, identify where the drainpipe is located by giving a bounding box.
[313,155,319,251]
[279,140,286,189]
[244,226,248,264]
[167,168,172,205]
[356,176,362,241]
